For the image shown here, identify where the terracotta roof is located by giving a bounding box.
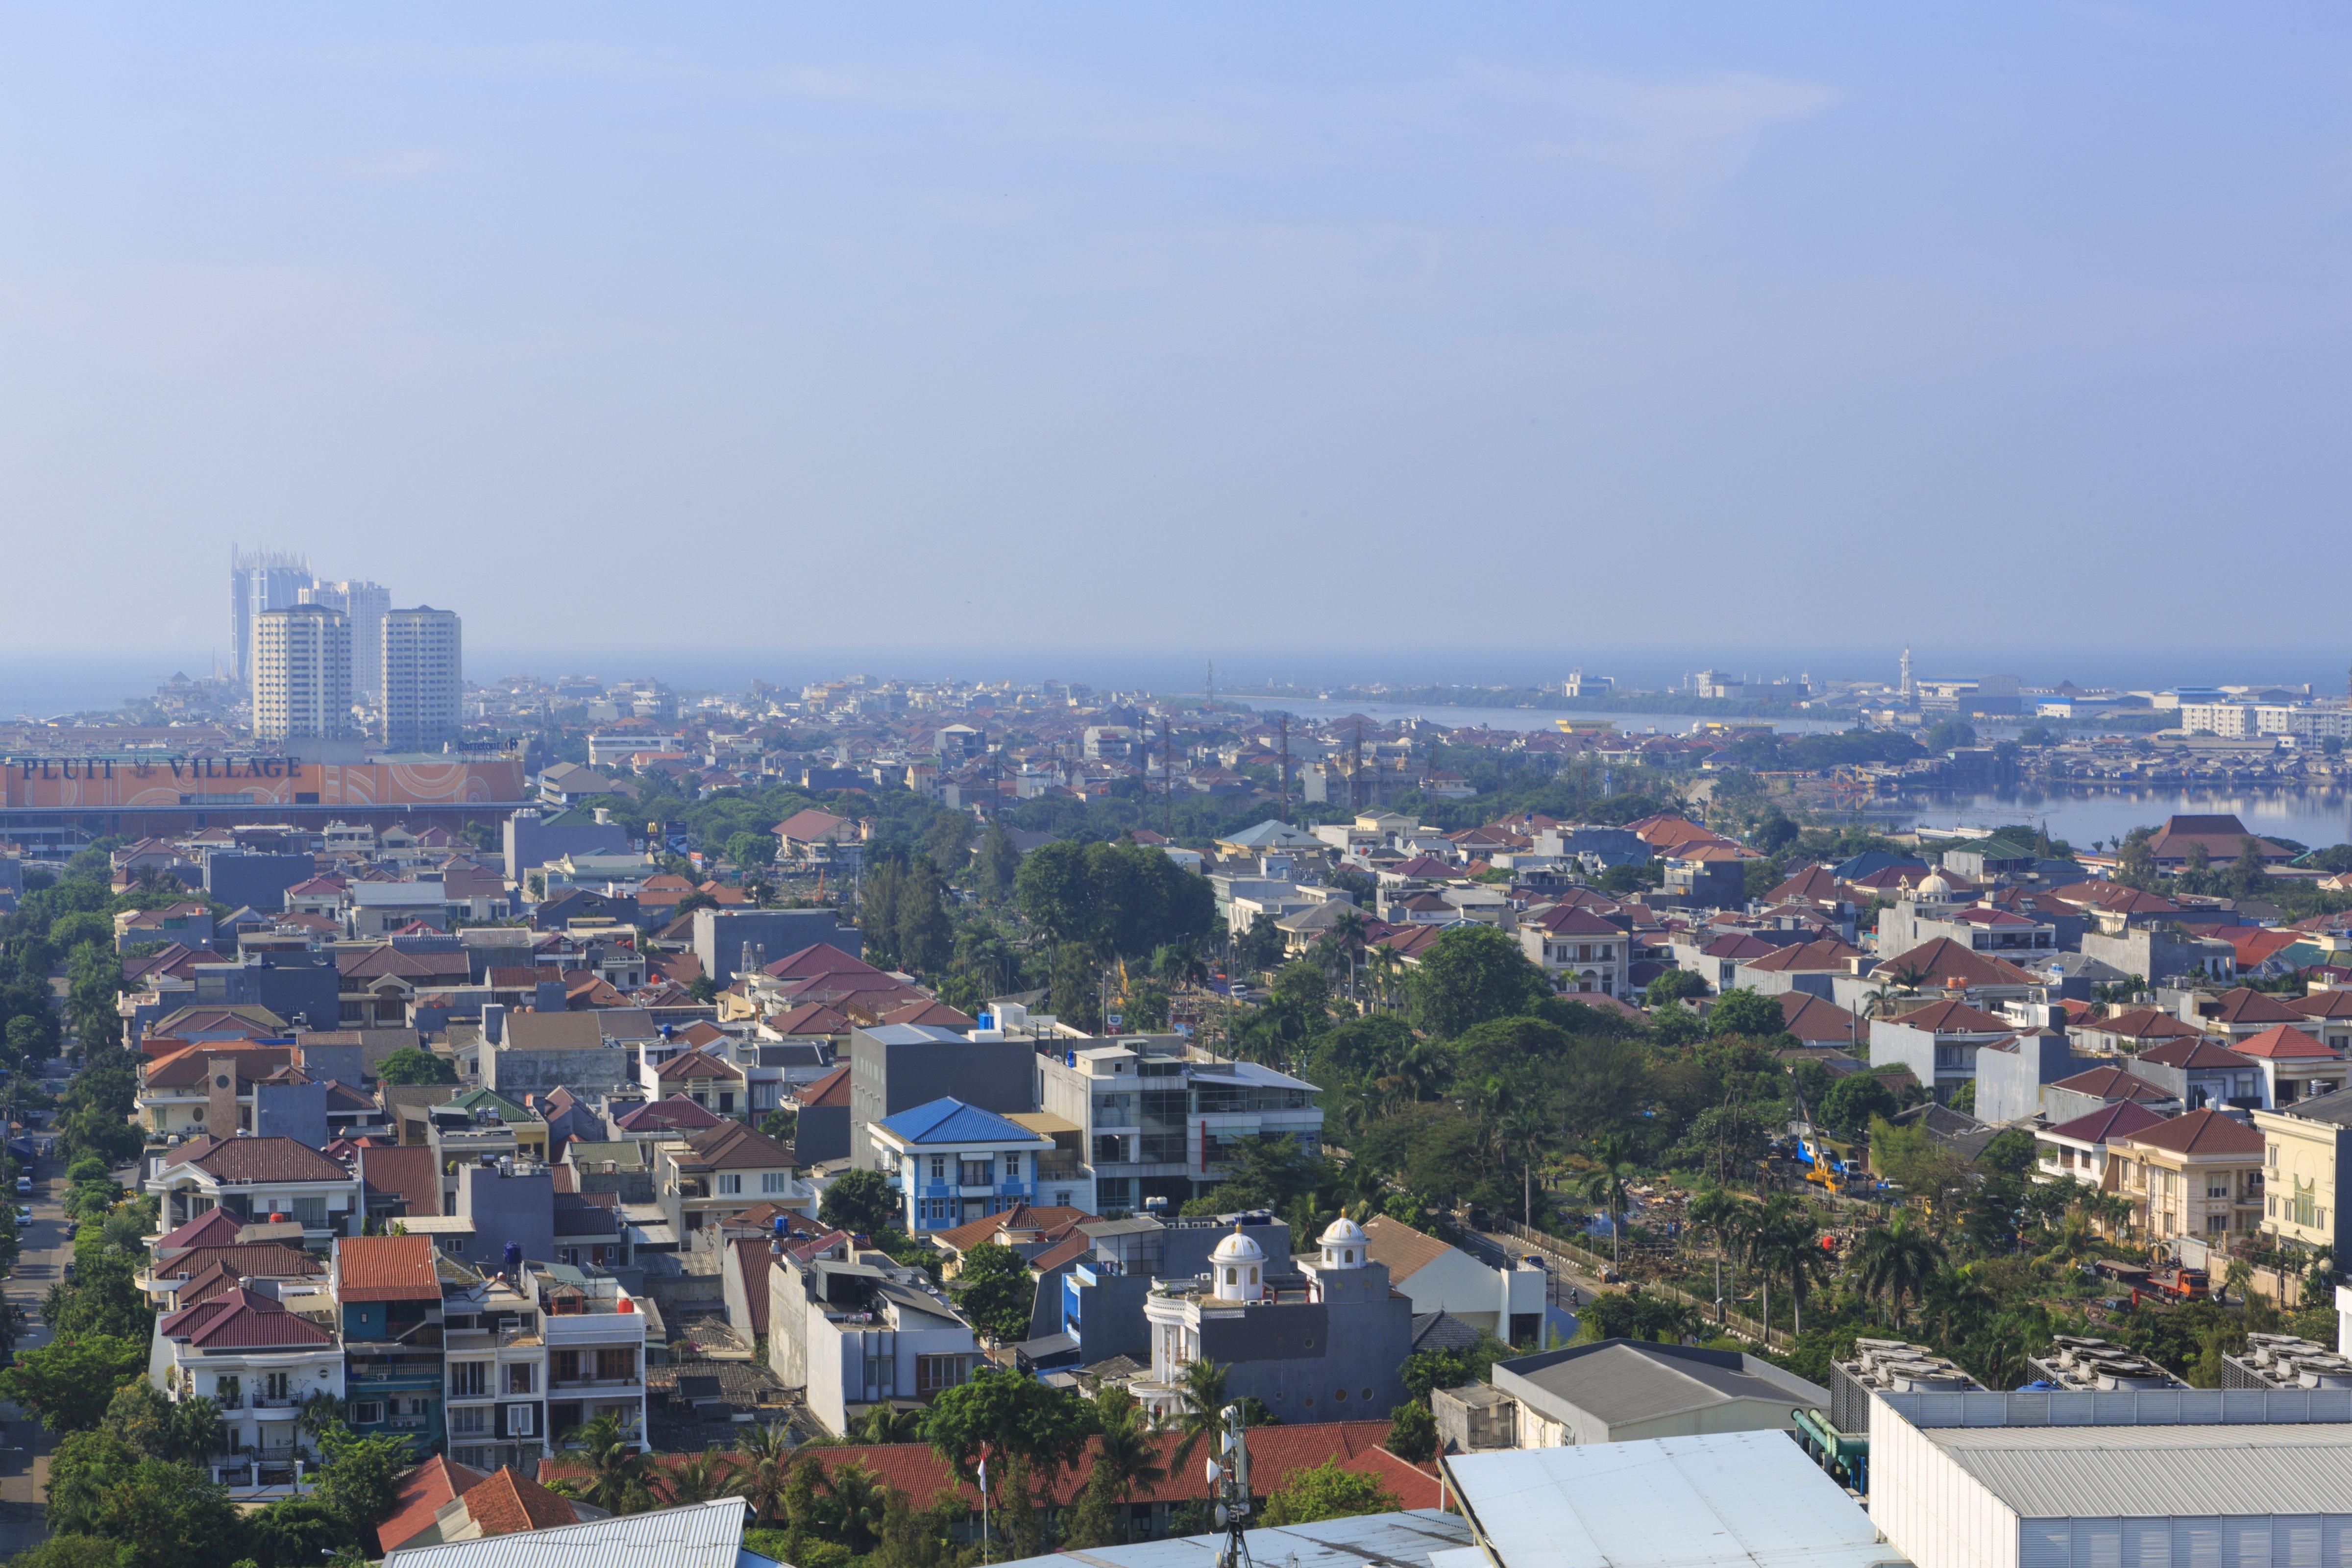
[773,808,855,843]
[796,1065,853,1109]
[1883,998,2013,1035]
[651,1047,743,1083]
[2078,1007,2202,1043]
[930,1204,1098,1255]
[730,1239,775,1340]
[2118,1107,2266,1157]
[151,1242,324,1282]
[1766,866,1841,905]
[1880,938,2040,989]
[761,942,884,981]
[334,1235,442,1301]
[769,1002,852,1037]
[2135,1036,2258,1071]
[2046,1065,2176,1106]
[359,1144,442,1219]
[1778,992,1864,1046]
[2208,988,2306,1027]
[156,1285,335,1349]
[2230,1024,2338,1060]
[181,1136,350,1184]
[548,1420,1438,1512]
[2287,989,2352,1022]
[458,1468,581,1537]
[677,1119,794,1171]
[156,1207,246,1252]
[613,1096,726,1132]
[1361,1214,1456,1283]
[878,1000,979,1030]
[2042,1101,2170,1146]
[378,1457,492,1555]
[1740,938,1863,973]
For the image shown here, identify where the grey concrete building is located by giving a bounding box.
[455,1163,556,1268]
[503,809,630,890]
[846,1023,1034,1167]
[1972,1029,2089,1125]
[204,851,316,914]
[1487,1340,1829,1446]
[485,1010,643,1097]
[693,908,864,987]
[1138,1217,1408,1424]
[2081,926,2238,989]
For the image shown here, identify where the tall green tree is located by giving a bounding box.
[0,1333,148,1431]
[951,1243,1038,1344]
[1407,924,1549,1038]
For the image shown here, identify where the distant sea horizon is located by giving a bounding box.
[3,643,2347,722]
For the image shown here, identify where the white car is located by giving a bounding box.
[10,1207,26,1226]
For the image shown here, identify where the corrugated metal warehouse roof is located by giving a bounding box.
[1928,1424,2352,1518]
[1444,1430,1899,1568]
[383,1496,774,1568]
[994,1508,1470,1568]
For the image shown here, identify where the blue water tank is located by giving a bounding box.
[503,1242,523,1271]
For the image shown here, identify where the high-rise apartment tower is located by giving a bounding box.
[251,605,351,742]
[381,607,463,749]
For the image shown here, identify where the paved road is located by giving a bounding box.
[0,1118,69,1553]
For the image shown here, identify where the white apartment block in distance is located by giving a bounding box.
[252,603,352,741]
[382,606,463,749]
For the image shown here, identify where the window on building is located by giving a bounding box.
[717,1173,743,1196]
[1004,1153,1022,1180]
[450,1406,487,1435]
[506,1404,537,1437]
[450,1362,487,1398]
[349,1401,384,1426]
[959,1159,994,1186]
[930,1156,946,1180]
[508,1363,535,1395]
[551,1350,580,1385]
[916,1355,969,1396]
[262,1372,290,1402]
[762,1172,788,1194]
[597,1348,636,1383]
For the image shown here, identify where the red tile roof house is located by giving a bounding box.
[151,1284,342,1481]
[2227,1024,2348,1108]
[539,1420,1438,1539]
[145,1135,365,1249]
[2034,1101,2170,1191]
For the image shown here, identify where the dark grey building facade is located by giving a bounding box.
[846,1023,1035,1166]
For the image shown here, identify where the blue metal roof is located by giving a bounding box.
[875,1097,1041,1147]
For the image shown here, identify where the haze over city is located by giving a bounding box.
[14,15,2352,1568]
[5,5,2352,669]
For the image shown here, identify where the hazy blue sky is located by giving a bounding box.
[4,6,2350,683]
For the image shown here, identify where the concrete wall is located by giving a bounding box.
[456,1165,555,1266]
[504,813,629,889]
[485,1045,637,1096]
[1974,1032,2086,1125]
[795,1103,849,1165]
[845,1032,1037,1166]
[252,1081,328,1146]
[694,909,864,987]
[1204,1284,1411,1420]
[204,851,316,913]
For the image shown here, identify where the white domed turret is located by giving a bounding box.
[1319,1215,1367,1270]
[1210,1226,1265,1301]
[1917,870,1953,897]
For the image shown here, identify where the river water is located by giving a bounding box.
[1857,788,2352,855]
[1228,696,1850,736]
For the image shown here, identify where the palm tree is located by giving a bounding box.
[727,1423,796,1523]
[823,1461,890,1554]
[1686,1186,1746,1325]
[848,1404,927,1444]
[1740,1195,1826,1336]
[552,1411,654,1515]
[1579,1133,1639,1271]
[666,1447,732,1505]
[1167,1357,1231,1470]
[1087,1389,1168,1542]
[1852,1216,1946,1329]
[1917,1264,1997,1350]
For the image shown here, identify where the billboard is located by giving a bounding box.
[1,755,526,811]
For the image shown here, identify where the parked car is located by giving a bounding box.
[13,1176,28,1196]
[11,1207,27,1226]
